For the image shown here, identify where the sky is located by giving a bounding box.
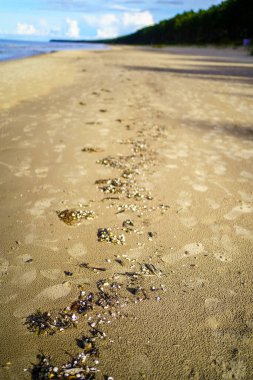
[0,0,224,41]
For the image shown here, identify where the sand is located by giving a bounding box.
[0,45,253,379]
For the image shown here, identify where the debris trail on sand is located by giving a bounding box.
[25,257,166,378]
[25,121,170,378]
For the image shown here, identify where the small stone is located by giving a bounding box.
[64,271,73,276]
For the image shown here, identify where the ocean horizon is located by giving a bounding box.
[0,39,108,62]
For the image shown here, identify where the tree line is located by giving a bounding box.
[107,0,252,45]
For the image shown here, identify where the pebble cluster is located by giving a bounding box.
[97,228,125,245]
[96,144,154,201]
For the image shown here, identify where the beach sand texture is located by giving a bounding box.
[0,46,253,379]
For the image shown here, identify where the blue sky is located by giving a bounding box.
[0,0,224,40]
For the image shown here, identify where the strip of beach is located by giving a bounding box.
[0,45,253,379]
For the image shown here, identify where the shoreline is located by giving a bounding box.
[0,41,251,64]
[0,46,253,379]
[0,39,108,63]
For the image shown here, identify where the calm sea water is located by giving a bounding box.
[0,39,107,61]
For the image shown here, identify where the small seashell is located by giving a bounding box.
[71,314,78,321]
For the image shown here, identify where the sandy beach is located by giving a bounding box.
[0,45,253,379]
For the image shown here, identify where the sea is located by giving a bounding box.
[0,39,107,62]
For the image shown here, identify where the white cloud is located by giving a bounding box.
[82,14,117,27]
[100,14,118,26]
[97,14,119,38]
[82,11,154,39]
[109,4,141,12]
[82,13,118,38]
[15,20,61,37]
[16,23,37,35]
[97,26,118,39]
[123,11,154,29]
[66,18,80,38]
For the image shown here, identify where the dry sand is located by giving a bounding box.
[0,45,253,379]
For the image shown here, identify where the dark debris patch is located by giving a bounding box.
[79,263,107,272]
[64,271,73,276]
[140,263,164,277]
[28,351,99,380]
[122,219,134,233]
[25,261,167,377]
[57,209,95,225]
[96,279,123,309]
[25,292,94,335]
[25,311,55,336]
[98,178,125,194]
[69,292,94,315]
[81,147,103,153]
[97,228,125,245]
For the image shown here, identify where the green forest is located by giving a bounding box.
[106,0,252,46]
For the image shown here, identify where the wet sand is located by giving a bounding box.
[0,46,253,379]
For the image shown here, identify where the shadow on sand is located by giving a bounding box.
[183,118,253,141]
[123,63,253,85]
